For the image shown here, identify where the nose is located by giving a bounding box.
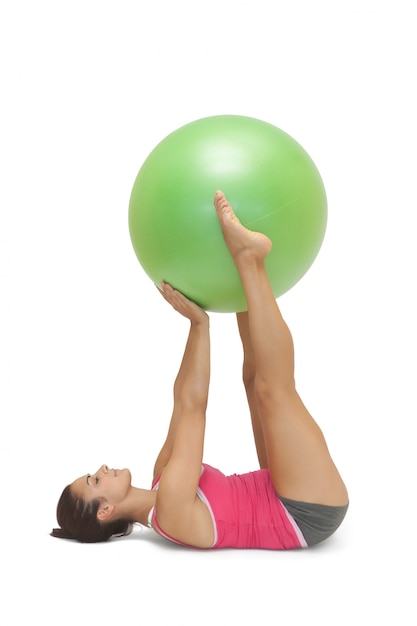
[98,464,109,475]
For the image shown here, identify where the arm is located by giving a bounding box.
[153,283,210,481]
[155,283,213,547]
[153,308,209,481]
[152,283,212,544]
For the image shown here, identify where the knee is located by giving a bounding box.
[253,373,295,409]
[253,375,271,406]
[242,361,256,391]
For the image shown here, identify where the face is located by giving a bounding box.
[71,464,132,506]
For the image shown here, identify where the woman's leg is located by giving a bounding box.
[236,312,268,469]
[215,191,348,506]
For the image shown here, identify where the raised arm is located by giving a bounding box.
[154,283,210,480]
[152,283,210,482]
[151,283,212,545]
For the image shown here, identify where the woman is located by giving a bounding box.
[51,191,348,549]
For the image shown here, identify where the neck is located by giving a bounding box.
[123,486,157,526]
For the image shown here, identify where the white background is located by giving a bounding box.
[1,1,416,623]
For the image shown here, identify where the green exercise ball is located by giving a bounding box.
[128,115,327,312]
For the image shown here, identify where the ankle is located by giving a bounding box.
[234,253,266,277]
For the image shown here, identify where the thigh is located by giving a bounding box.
[256,388,348,506]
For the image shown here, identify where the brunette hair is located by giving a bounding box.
[50,485,133,543]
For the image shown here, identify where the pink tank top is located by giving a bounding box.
[151,463,306,550]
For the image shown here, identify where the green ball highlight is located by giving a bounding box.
[128,115,327,312]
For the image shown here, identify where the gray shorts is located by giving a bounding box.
[280,496,349,546]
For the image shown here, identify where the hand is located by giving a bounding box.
[158,282,209,325]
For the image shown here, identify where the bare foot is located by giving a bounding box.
[158,282,209,325]
[214,191,272,261]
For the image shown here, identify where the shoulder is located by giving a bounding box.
[151,463,215,548]
[153,491,215,549]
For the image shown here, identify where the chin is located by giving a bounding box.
[123,468,132,483]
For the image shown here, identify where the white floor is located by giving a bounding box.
[1,2,416,624]
[2,503,412,624]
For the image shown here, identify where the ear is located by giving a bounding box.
[97,503,115,522]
